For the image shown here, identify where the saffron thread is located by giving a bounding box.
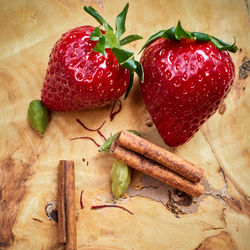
[98,130,107,141]
[110,100,122,121]
[80,190,84,209]
[91,204,134,215]
[70,136,100,147]
[76,118,105,131]
[75,118,107,143]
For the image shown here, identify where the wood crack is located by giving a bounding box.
[203,226,224,231]
[201,131,230,202]
[140,185,159,190]
[201,130,250,217]
[32,218,43,223]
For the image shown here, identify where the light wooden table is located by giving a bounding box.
[0,0,249,249]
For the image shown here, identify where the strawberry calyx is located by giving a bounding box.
[139,21,238,53]
[84,3,144,98]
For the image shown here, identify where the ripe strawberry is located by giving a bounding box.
[41,4,143,111]
[140,22,237,147]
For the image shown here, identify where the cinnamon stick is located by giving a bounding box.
[117,130,203,183]
[110,140,204,197]
[58,160,77,250]
[58,161,66,244]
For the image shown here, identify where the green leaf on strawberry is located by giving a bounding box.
[93,35,106,56]
[210,36,237,52]
[135,61,144,82]
[83,6,113,31]
[120,35,143,46]
[90,27,102,41]
[112,48,134,63]
[115,3,129,39]
[162,27,176,40]
[191,32,211,42]
[124,72,134,99]
[121,57,137,72]
[140,20,238,53]
[175,21,193,40]
[84,3,143,98]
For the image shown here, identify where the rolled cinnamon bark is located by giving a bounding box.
[117,130,203,183]
[58,161,67,244]
[65,161,76,250]
[58,160,77,250]
[110,140,204,197]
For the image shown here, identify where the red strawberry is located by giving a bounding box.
[41,4,143,111]
[139,22,237,147]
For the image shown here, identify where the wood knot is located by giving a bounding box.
[145,117,153,127]
[45,201,58,222]
[239,57,250,79]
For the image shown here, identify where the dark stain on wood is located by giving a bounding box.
[1,200,7,211]
[0,150,39,247]
[172,189,193,206]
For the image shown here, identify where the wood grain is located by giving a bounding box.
[0,0,249,249]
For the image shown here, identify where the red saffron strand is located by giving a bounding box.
[80,190,84,209]
[110,100,122,121]
[86,161,89,166]
[76,118,106,131]
[97,130,107,141]
[70,136,100,147]
[91,205,134,215]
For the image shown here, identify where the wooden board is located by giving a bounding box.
[0,0,249,249]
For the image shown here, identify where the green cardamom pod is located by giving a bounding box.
[28,100,49,135]
[110,159,131,199]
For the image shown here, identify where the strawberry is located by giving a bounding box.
[41,4,143,111]
[139,22,237,147]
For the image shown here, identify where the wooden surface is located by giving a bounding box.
[0,0,249,249]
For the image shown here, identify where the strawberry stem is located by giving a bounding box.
[140,21,238,53]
